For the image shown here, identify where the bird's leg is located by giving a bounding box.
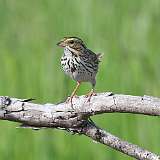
[85,88,97,102]
[66,81,81,105]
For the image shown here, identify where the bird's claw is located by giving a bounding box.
[85,92,97,102]
[66,95,78,109]
[66,95,78,102]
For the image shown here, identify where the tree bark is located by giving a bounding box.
[0,92,160,160]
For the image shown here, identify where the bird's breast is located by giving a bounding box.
[61,55,96,82]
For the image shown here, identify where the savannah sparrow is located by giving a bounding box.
[57,37,102,105]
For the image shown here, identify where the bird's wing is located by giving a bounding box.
[80,49,102,72]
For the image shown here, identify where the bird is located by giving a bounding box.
[57,37,102,105]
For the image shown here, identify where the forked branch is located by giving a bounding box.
[0,92,160,160]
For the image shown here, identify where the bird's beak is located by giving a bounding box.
[57,41,65,47]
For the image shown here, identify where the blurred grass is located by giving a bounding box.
[0,0,160,159]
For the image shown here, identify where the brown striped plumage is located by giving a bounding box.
[57,37,102,105]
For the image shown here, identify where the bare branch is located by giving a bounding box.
[0,92,160,160]
[81,121,160,160]
[75,92,160,116]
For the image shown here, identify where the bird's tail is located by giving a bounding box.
[96,53,103,62]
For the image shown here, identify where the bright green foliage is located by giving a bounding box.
[0,0,160,159]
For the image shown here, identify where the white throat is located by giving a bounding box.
[65,46,79,55]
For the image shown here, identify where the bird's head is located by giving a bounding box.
[57,37,86,51]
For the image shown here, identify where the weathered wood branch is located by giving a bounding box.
[0,92,160,160]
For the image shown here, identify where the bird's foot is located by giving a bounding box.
[66,95,78,109]
[85,91,97,102]
[66,95,78,102]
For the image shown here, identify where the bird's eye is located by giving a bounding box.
[70,40,74,44]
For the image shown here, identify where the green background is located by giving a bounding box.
[0,0,160,159]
